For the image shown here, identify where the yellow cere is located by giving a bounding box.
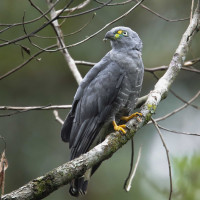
[115,34,120,39]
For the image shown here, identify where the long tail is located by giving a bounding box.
[69,169,91,197]
[69,178,88,196]
[69,161,102,197]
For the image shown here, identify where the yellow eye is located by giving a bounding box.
[122,31,128,36]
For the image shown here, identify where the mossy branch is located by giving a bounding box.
[2,4,200,200]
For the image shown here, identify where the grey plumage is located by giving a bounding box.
[61,26,144,196]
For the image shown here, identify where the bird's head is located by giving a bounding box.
[104,26,142,52]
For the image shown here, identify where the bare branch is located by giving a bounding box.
[170,89,200,110]
[124,144,142,192]
[46,0,83,85]
[0,0,60,34]
[151,118,172,200]
[0,94,147,114]
[1,3,200,200]
[0,44,56,81]
[0,105,71,111]
[94,0,134,6]
[135,0,189,22]
[75,58,200,74]
[184,57,200,66]
[152,91,200,123]
[0,0,61,37]
[75,60,96,66]
[0,105,54,118]
[53,110,64,125]
[34,13,96,39]
[158,124,200,136]
[58,0,113,19]
[145,57,200,73]
[56,0,91,14]
[0,0,74,47]
[66,0,144,48]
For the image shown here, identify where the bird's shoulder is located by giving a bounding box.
[74,52,122,100]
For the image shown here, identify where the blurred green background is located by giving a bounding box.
[0,0,200,199]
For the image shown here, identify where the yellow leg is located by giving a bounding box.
[112,121,127,134]
[120,112,143,122]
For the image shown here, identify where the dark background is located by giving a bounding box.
[0,0,200,199]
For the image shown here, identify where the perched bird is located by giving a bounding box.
[61,26,144,196]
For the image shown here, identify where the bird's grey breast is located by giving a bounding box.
[109,49,144,116]
[110,49,143,87]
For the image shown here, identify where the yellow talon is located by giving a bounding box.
[121,112,143,122]
[119,124,126,129]
[112,121,126,134]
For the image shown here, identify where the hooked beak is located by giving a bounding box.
[103,31,115,42]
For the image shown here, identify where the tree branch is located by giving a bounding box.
[2,4,200,200]
[56,0,91,15]
[151,90,200,123]
[75,57,200,73]
[151,118,172,200]
[53,110,64,125]
[46,0,82,85]
[0,105,71,111]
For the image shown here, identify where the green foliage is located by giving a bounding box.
[173,154,200,200]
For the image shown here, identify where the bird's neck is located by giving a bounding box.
[111,47,141,58]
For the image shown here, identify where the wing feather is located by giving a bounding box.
[61,53,126,160]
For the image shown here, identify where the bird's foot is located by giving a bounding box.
[121,112,143,122]
[112,121,127,134]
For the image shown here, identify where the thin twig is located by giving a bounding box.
[34,13,96,39]
[152,91,200,123]
[124,138,134,191]
[56,0,91,15]
[0,105,71,111]
[75,58,200,74]
[149,68,200,110]
[59,0,112,19]
[135,0,189,22]
[66,0,144,48]
[144,57,200,73]
[0,104,71,117]
[0,95,146,113]
[184,57,200,66]
[53,110,64,125]
[0,0,60,34]
[94,0,134,6]
[170,89,200,110]
[0,0,75,47]
[151,118,172,200]
[158,124,200,136]
[124,144,142,192]
[0,44,56,81]
[0,105,56,117]
[2,3,200,199]
[75,60,96,66]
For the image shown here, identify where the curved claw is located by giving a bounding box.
[112,121,126,134]
[121,112,143,122]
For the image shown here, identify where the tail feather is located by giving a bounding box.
[69,168,92,196]
[69,177,88,197]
